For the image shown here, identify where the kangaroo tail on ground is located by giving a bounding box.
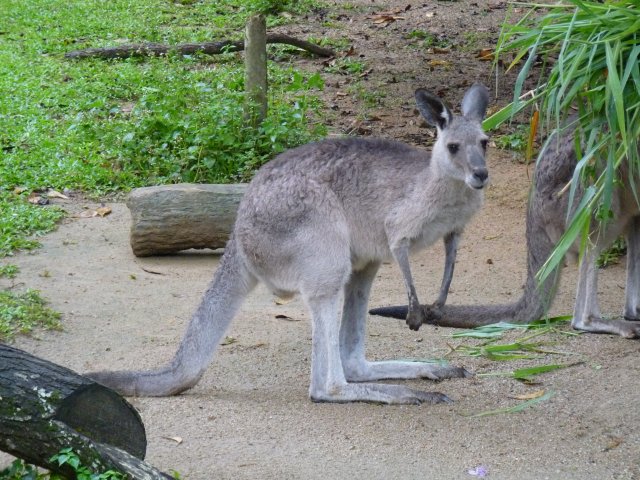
[88,239,255,396]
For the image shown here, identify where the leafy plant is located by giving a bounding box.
[0,192,65,258]
[495,1,640,283]
[0,265,20,279]
[596,236,627,267]
[466,390,555,418]
[324,58,367,76]
[0,289,62,341]
[1,448,183,480]
[49,448,125,480]
[493,124,529,152]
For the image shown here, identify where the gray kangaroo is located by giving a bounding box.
[88,84,491,404]
[370,120,640,338]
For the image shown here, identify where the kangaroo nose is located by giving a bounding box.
[472,167,488,183]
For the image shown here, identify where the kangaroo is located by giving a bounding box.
[370,120,640,338]
[88,84,490,404]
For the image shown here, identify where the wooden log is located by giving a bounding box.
[127,183,246,257]
[0,344,172,479]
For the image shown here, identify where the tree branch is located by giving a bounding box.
[65,34,334,60]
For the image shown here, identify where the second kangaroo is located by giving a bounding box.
[89,84,490,404]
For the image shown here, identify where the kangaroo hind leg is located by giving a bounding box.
[300,236,451,404]
[624,215,640,322]
[339,262,469,383]
[573,220,640,338]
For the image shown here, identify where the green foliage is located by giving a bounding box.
[0,192,64,258]
[1,0,327,195]
[324,58,367,76]
[0,449,126,480]
[49,448,125,480]
[0,458,47,480]
[596,236,627,267]
[0,449,183,479]
[493,124,529,152]
[0,288,62,341]
[0,265,20,279]
[496,1,640,282]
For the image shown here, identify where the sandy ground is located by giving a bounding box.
[2,147,640,479]
[3,1,640,478]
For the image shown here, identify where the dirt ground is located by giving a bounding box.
[3,1,640,479]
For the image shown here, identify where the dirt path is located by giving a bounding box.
[3,1,640,478]
[3,148,640,479]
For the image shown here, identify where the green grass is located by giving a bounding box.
[0,289,62,341]
[0,0,327,195]
[0,192,65,257]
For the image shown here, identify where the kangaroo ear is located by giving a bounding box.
[415,89,452,130]
[461,83,490,121]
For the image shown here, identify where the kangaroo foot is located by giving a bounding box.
[310,382,453,405]
[406,305,426,331]
[572,315,640,339]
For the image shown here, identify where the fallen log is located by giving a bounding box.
[65,34,334,60]
[127,183,246,257]
[0,344,172,479]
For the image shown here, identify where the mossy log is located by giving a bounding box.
[0,344,171,479]
[127,183,246,257]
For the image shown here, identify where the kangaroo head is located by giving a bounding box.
[415,84,490,190]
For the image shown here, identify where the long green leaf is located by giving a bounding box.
[466,390,555,418]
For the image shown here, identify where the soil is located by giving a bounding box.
[2,1,640,479]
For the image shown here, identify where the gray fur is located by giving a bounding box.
[370,121,640,338]
[88,84,490,404]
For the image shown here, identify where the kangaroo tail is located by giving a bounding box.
[88,238,255,396]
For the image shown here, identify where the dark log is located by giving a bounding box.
[0,344,172,479]
[64,34,334,60]
[127,183,246,257]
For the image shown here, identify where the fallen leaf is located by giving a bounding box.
[78,209,97,218]
[428,59,452,68]
[139,266,165,275]
[371,14,405,26]
[275,314,299,321]
[47,189,69,200]
[427,47,450,54]
[603,436,623,452]
[28,192,48,205]
[483,234,502,240]
[509,389,546,400]
[162,436,183,445]
[275,296,294,305]
[13,187,27,194]
[477,48,494,61]
[221,336,237,345]
[96,206,112,217]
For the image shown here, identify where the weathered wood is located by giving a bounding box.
[244,14,268,126]
[64,34,334,60]
[127,183,246,257]
[0,344,172,479]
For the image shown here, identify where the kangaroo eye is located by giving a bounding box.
[480,139,488,150]
[447,143,459,155]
